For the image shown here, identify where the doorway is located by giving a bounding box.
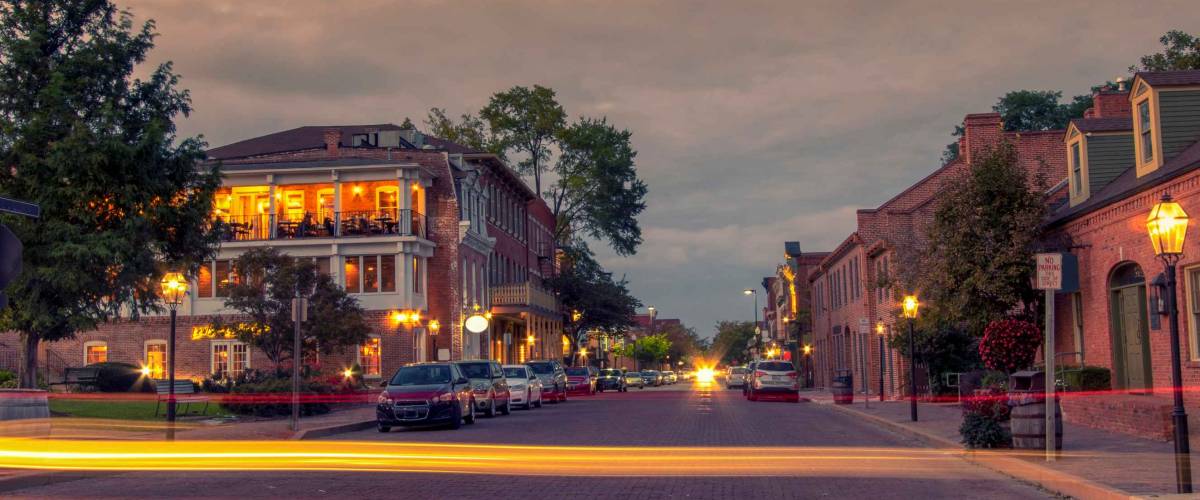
[1108,262,1152,393]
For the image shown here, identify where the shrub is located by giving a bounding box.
[219,376,337,418]
[87,362,154,392]
[979,319,1041,374]
[0,369,14,385]
[1063,366,1111,392]
[959,391,1011,449]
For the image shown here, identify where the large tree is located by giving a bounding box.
[219,248,370,371]
[1132,30,1200,72]
[920,142,1045,337]
[708,321,756,367]
[0,1,221,387]
[424,107,497,155]
[548,245,640,361]
[480,85,566,194]
[550,117,646,256]
[657,321,702,366]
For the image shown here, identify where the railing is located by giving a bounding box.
[491,282,558,312]
[215,209,426,242]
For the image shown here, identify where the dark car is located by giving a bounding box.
[641,370,662,387]
[527,360,568,403]
[597,368,626,392]
[454,360,510,417]
[376,363,476,432]
[565,366,596,396]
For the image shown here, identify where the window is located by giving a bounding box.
[344,256,361,293]
[1138,100,1154,163]
[363,256,379,293]
[1072,293,1085,365]
[84,341,107,365]
[345,255,395,294]
[215,260,234,297]
[212,341,249,379]
[380,255,395,292]
[283,190,304,222]
[1189,268,1200,360]
[145,341,167,379]
[197,260,237,299]
[198,263,213,298]
[413,256,422,294]
[376,186,398,216]
[317,188,335,222]
[359,337,381,378]
[1070,142,1083,195]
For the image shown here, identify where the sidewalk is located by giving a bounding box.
[807,390,1198,498]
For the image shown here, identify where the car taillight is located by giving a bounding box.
[786,371,799,379]
[755,371,767,378]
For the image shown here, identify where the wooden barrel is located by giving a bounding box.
[0,389,51,438]
[1010,396,1062,450]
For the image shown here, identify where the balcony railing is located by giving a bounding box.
[214,209,426,242]
[491,282,558,312]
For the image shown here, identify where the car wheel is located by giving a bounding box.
[377,423,391,433]
[500,400,511,415]
[485,397,497,417]
[534,393,543,408]
[464,400,477,424]
[448,404,463,430]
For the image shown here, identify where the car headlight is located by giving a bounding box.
[377,392,393,405]
[436,392,455,402]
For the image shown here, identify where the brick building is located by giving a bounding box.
[759,242,827,385]
[1043,70,1200,439]
[6,123,559,385]
[807,112,1067,398]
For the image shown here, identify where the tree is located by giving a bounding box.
[1131,30,1200,72]
[424,107,497,155]
[548,245,640,360]
[632,333,671,367]
[219,248,371,371]
[709,321,756,366]
[549,117,647,256]
[992,90,1086,132]
[399,117,416,130]
[658,322,702,366]
[921,142,1045,337]
[480,85,566,194]
[0,1,221,387]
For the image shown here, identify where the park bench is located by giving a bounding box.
[153,380,208,417]
[50,367,100,391]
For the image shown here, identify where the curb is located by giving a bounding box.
[292,419,375,440]
[817,400,1140,500]
[0,471,100,493]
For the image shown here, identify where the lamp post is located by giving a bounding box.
[876,322,886,403]
[159,272,187,441]
[803,344,813,388]
[1147,193,1193,494]
[744,289,761,356]
[902,295,919,422]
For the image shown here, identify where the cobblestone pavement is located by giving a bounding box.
[6,383,1051,499]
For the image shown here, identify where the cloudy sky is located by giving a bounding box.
[125,0,1197,338]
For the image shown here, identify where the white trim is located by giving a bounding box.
[83,340,108,365]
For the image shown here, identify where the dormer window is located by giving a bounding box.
[1070,142,1082,195]
[1138,100,1153,163]
[352,133,378,147]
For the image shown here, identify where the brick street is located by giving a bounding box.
[6,383,1050,499]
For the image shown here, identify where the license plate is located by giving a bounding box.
[769,375,784,382]
[402,409,417,418]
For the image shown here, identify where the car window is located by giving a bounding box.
[390,365,451,386]
[601,369,621,376]
[503,367,526,378]
[758,361,793,371]
[566,367,588,376]
[527,362,554,374]
[627,372,641,377]
[457,362,491,379]
[731,368,748,374]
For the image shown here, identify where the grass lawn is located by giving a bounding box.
[49,398,228,421]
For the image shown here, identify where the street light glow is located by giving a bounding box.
[902,295,919,319]
[743,289,754,296]
[1148,193,1189,256]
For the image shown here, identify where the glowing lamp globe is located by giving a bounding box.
[160,272,188,306]
[1148,193,1189,257]
[902,295,919,319]
[464,314,489,334]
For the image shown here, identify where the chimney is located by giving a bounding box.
[323,128,340,158]
[1091,90,1131,119]
[962,113,1003,165]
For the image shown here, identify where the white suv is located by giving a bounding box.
[502,364,542,409]
[747,360,800,402]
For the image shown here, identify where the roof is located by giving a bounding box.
[1136,70,1200,87]
[218,158,416,172]
[1047,139,1200,225]
[207,124,413,160]
[1071,117,1132,133]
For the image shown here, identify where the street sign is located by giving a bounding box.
[858,318,869,334]
[1036,253,1063,290]
[291,297,308,323]
[0,197,39,218]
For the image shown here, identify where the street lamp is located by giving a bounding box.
[902,294,919,422]
[159,271,187,441]
[743,289,762,356]
[876,321,886,403]
[1147,192,1193,494]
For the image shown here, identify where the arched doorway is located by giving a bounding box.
[1108,262,1152,393]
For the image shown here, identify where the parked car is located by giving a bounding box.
[746,360,800,402]
[526,360,567,403]
[597,368,626,392]
[641,370,662,387]
[502,364,543,409]
[565,366,596,396]
[680,371,694,382]
[726,366,748,389]
[376,362,476,432]
[662,371,678,384]
[624,371,645,389]
[454,360,511,416]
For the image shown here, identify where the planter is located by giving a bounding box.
[1009,394,1061,450]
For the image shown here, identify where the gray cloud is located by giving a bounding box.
[125,0,1199,337]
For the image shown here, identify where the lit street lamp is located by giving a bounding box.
[743,289,761,356]
[902,294,919,422]
[1147,192,1193,494]
[877,321,886,403]
[159,271,187,441]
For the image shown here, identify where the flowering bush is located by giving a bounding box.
[979,319,1042,373]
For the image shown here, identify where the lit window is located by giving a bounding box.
[359,337,381,377]
[84,342,107,365]
[363,256,379,293]
[1139,100,1154,163]
[380,255,396,293]
[215,260,234,297]
[145,341,166,379]
[198,262,213,298]
[413,257,422,294]
[376,187,398,217]
[344,256,361,293]
[212,341,249,379]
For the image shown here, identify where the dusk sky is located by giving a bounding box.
[126,1,1197,338]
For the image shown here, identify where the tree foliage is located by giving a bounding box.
[657,321,703,365]
[0,1,221,387]
[550,117,646,255]
[1131,30,1200,72]
[992,90,1088,132]
[424,107,497,155]
[480,85,566,194]
[709,321,756,366]
[548,245,640,357]
[632,333,671,366]
[219,248,371,370]
[921,142,1045,337]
